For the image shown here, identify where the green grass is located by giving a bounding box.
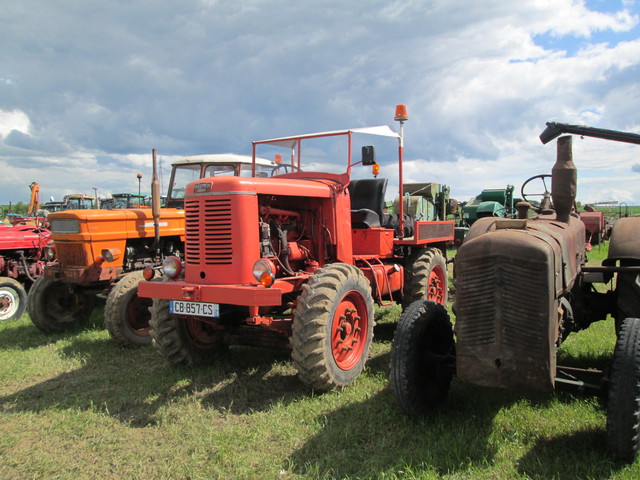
[588,205,640,218]
[1,250,639,479]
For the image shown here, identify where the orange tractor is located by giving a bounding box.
[27,154,275,346]
[138,106,455,390]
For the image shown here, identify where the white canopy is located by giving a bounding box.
[253,125,400,149]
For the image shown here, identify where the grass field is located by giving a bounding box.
[1,242,639,479]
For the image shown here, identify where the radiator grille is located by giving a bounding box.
[185,197,233,265]
[56,243,89,267]
[456,255,547,355]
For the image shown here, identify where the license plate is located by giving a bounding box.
[170,300,219,317]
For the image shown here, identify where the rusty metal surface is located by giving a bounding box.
[454,228,557,391]
[527,214,585,292]
[605,217,640,264]
[551,136,576,224]
[454,208,586,391]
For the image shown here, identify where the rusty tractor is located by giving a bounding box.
[390,122,640,460]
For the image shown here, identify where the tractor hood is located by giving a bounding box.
[0,224,51,250]
[185,174,345,199]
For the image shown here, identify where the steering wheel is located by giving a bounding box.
[271,164,301,176]
[521,174,552,211]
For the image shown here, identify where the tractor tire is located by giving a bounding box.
[389,300,455,416]
[606,317,640,461]
[149,298,226,365]
[402,247,447,309]
[27,276,96,333]
[291,263,375,391]
[0,277,27,321]
[105,271,152,347]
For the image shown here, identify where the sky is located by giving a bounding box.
[1,0,639,208]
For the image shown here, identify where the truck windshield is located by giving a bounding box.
[170,164,201,200]
[241,164,272,177]
[203,165,236,177]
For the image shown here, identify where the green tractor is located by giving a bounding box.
[455,185,521,245]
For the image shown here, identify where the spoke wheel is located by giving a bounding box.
[292,263,374,391]
[521,174,552,211]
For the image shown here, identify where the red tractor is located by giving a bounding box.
[1,180,52,321]
[0,223,52,320]
[139,105,455,391]
[390,122,640,460]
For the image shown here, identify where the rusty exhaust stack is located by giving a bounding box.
[551,136,577,224]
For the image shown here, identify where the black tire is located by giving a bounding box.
[389,300,455,416]
[149,298,226,365]
[0,277,27,321]
[606,317,640,461]
[105,271,152,347]
[291,263,375,391]
[402,248,448,309]
[26,276,95,333]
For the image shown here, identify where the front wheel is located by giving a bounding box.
[606,317,640,461]
[105,271,152,347]
[291,263,375,391]
[150,298,226,365]
[0,277,27,321]
[27,276,95,333]
[389,300,455,416]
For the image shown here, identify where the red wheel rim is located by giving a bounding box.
[427,264,446,305]
[125,297,152,336]
[184,318,221,347]
[331,290,369,370]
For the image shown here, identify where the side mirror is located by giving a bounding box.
[362,146,376,166]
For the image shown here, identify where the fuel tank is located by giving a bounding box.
[453,213,585,391]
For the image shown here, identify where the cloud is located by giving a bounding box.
[632,164,640,173]
[0,0,639,204]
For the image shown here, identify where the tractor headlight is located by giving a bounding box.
[252,259,275,287]
[50,218,80,234]
[100,248,122,263]
[45,246,56,261]
[162,256,183,279]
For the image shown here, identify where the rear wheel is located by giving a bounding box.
[403,248,447,309]
[0,277,27,321]
[105,271,152,347]
[389,300,455,416]
[291,263,374,391]
[607,317,640,461]
[27,276,95,333]
[150,298,226,365]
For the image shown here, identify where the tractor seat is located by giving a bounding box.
[348,178,388,229]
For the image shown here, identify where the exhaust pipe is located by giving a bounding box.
[151,149,162,251]
[551,136,577,224]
